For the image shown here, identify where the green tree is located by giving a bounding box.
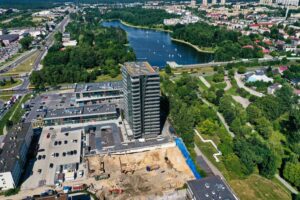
[237,66,246,74]
[198,119,219,135]
[283,162,300,188]
[165,64,172,74]
[19,35,33,50]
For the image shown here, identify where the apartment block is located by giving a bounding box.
[122,62,160,139]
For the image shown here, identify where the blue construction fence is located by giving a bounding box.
[175,138,202,179]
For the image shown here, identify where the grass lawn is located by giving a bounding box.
[229,175,291,200]
[8,51,39,74]
[0,95,13,102]
[0,94,31,135]
[0,79,22,90]
[173,66,214,75]
[95,74,122,82]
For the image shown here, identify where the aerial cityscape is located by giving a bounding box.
[0,0,300,199]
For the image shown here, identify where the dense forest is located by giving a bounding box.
[101,8,177,27]
[171,23,264,61]
[30,8,135,89]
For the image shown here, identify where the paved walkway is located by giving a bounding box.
[199,76,211,88]
[275,174,299,194]
[194,130,222,162]
[234,73,264,97]
[194,144,224,179]
[224,75,232,91]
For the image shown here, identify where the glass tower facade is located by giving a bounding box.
[122,62,160,139]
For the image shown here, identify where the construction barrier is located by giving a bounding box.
[175,138,202,179]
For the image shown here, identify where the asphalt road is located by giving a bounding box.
[0,49,37,73]
[4,15,70,92]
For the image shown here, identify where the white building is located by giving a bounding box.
[260,0,273,5]
[276,0,299,6]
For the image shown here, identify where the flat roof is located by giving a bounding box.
[74,81,122,93]
[0,34,19,41]
[44,104,117,119]
[123,62,158,76]
[187,176,237,200]
[0,123,31,173]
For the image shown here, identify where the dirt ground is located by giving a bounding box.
[86,146,194,200]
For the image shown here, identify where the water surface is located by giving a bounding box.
[102,20,213,67]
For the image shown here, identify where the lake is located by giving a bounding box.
[102,20,213,68]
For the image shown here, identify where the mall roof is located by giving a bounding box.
[44,104,116,119]
[74,81,122,93]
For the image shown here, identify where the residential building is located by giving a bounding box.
[186,176,238,200]
[267,83,282,95]
[122,62,160,139]
[211,0,217,5]
[202,0,208,6]
[260,0,273,5]
[0,123,33,191]
[221,0,226,4]
[276,0,299,6]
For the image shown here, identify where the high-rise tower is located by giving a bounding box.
[122,62,160,139]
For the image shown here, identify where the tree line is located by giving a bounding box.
[171,22,264,61]
[30,9,135,89]
[101,7,177,27]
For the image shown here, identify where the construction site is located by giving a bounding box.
[85,146,194,199]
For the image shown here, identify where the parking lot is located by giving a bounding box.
[25,93,76,123]
[22,125,84,189]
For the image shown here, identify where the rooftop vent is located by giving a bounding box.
[205,183,210,189]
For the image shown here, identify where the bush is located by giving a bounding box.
[4,188,20,196]
[249,95,258,102]
[237,66,246,74]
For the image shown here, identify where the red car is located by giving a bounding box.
[46,133,50,138]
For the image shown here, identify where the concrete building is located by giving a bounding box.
[276,0,299,6]
[122,62,160,139]
[202,0,208,6]
[211,0,217,5]
[74,82,123,106]
[0,123,33,191]
[0,34,19,46]
[191,0,196,7]
[260,0,273,5]
[43,104,118,126]
[221,0,226,4]
[186,176,238,200]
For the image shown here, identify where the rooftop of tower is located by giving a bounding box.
[123,62,158,76]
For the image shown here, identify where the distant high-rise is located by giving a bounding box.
[122,62,160,139]
[203,0,208,6]
[191,0,196,7]
[276,0,299,6]
[260,0,273,5]
[211,0,217,5]
[221,0,226,4]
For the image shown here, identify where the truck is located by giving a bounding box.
[95,173,110,180]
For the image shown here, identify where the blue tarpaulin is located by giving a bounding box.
[175,138,202,179]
